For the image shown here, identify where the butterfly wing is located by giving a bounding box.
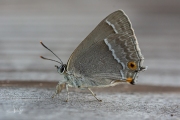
[66,10,144,87]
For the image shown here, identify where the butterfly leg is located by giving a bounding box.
[52,83,65,98]
[88,88,102,102]
[65,83,69,102]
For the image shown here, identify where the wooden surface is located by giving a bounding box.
[0,0,180,87]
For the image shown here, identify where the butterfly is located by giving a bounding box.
[40,10,147,102]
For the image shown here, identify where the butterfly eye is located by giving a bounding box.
[60,66,65,73]
[127,61,137,70]
[59,64,67,74]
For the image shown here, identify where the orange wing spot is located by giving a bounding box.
[127,61,137,70]
[126,78,133,83]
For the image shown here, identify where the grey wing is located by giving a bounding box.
[104,34,144,71]
[67,10,134,69]
[66,10,144,86]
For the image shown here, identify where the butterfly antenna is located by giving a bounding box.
[40,56,62,64]
[40,41,63,64]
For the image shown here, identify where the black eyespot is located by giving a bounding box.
[130,63,135,68]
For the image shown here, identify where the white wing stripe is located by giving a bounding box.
[120,70,125,79]
[104,38,125,70]
[105,19,118,34]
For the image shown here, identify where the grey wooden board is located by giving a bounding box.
[0,0,180,86]
[0,87,180,120]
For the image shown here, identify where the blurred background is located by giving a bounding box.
[0,0,180,87]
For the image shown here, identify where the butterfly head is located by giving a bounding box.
[40,41,66,74]
[55,64,67,74]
